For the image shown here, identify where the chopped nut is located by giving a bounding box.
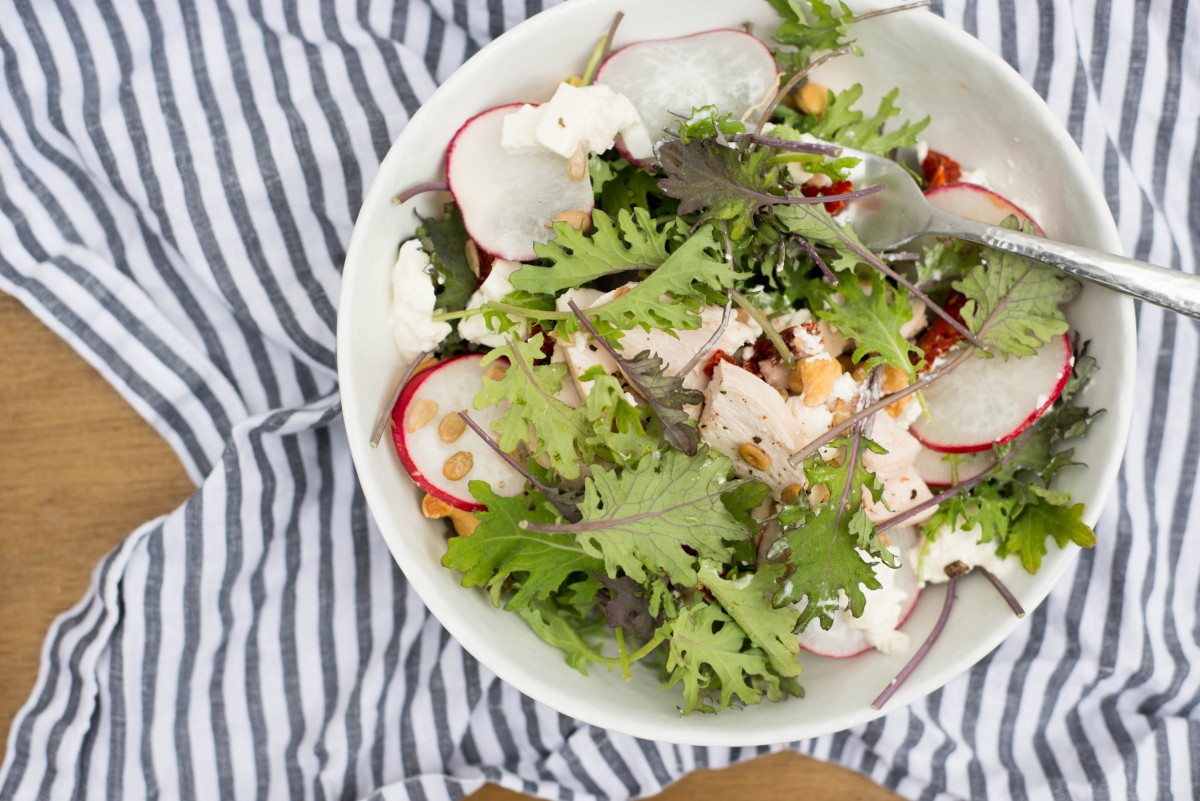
[421,493,452,519]
[781,483,803,505]
[796,82,828,116]
[443,451,474,481]
[798,355,842,407]
[405,398,439,433]
[831,397,854,426]
[610,285,631,299]
[944,560,971,579]
[881,364,910,394]
[738,442,772,471]
[735,307,750,324]
[438,412,467,443]
[464,239,481,278]
[568,145,587,181]
[485,362,508,382]
[550,209,592,232]
[449,509,481,537]
[887,395,915,418]
[808,483,831,506]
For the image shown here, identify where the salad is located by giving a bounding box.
[383,1,1099,714]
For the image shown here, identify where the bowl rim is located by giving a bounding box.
[337,0,1136,745]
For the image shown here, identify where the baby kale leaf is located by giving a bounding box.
[803,84,930,157]
[697,561,802,678]
[657,138,783,239]
[514,207,674,295]
[663,602,779,714]
[999,497,1095,573]
[766,0,857,73]
[418,202,477,312]
[442,483,602,609]
[475,334,594,479]
[814,270,924,378]
[953,220,1081,358]
[586,224,743,333]
[523,449,750,586]
[771,502,881,631]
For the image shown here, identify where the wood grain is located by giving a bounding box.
[0,294,900,800]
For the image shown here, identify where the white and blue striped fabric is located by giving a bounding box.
[1,1,1196,799]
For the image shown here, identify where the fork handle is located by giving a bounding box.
[930,214,1200,320]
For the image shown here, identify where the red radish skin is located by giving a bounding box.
[446,104,594,262]
[596,30,778,164]
[912,334,1074,454]
[915,446,997,489]
[392,353,524,511]
[925,182,1046,235]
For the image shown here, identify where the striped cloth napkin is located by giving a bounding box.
[1,1,1196,798]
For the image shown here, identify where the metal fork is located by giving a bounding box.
[835,144,1200,320]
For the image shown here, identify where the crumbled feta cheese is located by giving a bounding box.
[457,258,525,348]
[850,555,911,655]
[389,239,451,361]
[911,521,1012,585]
[501,83,653,161]
[829,371,859,403]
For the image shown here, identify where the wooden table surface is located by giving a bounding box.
[0,293,900,800]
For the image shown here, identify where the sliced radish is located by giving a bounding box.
[391,353,525,511]
[798,551,921,659]
[925,182,1045,235]
[446,104,594,262]
[595,30,778,160]
[915,446,997,489]
[911,334,1073,454]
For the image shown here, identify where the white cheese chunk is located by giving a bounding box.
[501,82,654,161]
[910,521,1013,585]
[457,258,525,348]
[389,239,451,361]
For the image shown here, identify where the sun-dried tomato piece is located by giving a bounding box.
[800,180,855,214]
[922,150,963,189]
[703,349,738,379]
[915,291,967,367]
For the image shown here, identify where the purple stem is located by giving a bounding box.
[392,181,449,206]
[729,133,842,156]
[597,11,625,69]
[872,576,957,710]
[824,222,986,350]
[978,566,1026,618]
[457,412,582,523]
[794,234,838,284]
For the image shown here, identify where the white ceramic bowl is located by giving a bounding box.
[338,0,1135,745]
